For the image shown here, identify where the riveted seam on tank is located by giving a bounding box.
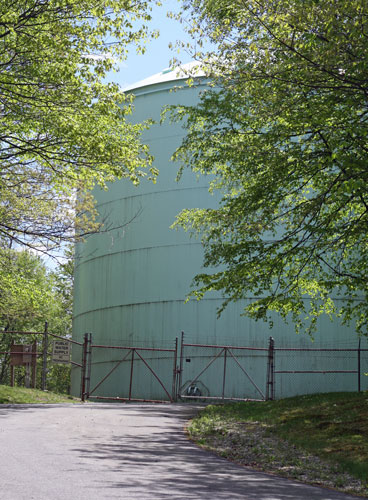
[72,297,231,320]
[73,295,363,321]
[77,241,203,266]
[94,185,211,211]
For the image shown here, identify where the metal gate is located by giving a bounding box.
[177,335,275,402]
[81,335,179,403]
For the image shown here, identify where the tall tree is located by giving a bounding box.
[0,0,157,253]
[171,0,368,335]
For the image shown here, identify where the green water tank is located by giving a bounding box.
[72,63,367,401]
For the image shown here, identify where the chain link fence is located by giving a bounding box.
[274,344,368,399]
[178,333,368,401]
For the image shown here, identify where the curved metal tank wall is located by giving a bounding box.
[72,65,367,400]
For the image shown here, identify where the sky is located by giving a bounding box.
[107,1,195,89]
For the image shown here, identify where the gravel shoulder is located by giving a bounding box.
[187,420,368,498]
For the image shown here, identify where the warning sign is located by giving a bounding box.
[52,340,70,364]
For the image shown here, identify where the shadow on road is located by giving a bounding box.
[69,404,355,500]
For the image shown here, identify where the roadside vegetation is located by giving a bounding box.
[187,392,368,497]
[0,385,81,404]
[0,248,74,394]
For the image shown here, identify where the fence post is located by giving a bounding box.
[31,340,37,389]
[85,333,92,399]
[358,337,361,393]
[80,333,88,401]
[10,340,14,387]
[177,331,184,400]
[266,337,275,400]
[222,348,227,401]
[128,348,135,401]
[41,321,48,391]
[172,337,178,402]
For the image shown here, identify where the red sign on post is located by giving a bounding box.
[10,342,37,389]
[10,344,32,366]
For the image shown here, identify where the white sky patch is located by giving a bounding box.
[82,53,116,63]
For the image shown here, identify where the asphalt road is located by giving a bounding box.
[0,403,363,500]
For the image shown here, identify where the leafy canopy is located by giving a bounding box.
[0,0,157,253]
[171,0,368,335]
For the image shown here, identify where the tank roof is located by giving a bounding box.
[123,61,204,91]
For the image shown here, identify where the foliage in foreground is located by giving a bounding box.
[0,0,157,253]
[188,392,368,489]
[172,0,368,336]
[0,384,80,404]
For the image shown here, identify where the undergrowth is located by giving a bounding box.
[188,392,368,495]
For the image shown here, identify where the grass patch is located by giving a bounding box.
[0,384,81,404]
[188,392,368,496]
